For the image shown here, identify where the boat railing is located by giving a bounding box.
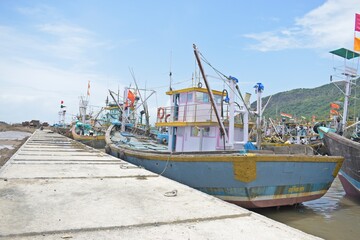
[156,103,243,124]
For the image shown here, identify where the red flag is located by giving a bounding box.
[125,90,136,108]
[330,102,340,109]
[280,112,292,118]
[127,90,135,103]
[330,109,339,115]
[355,13,360,31]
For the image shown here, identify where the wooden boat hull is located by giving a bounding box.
[320,128,360,198]
[71,126,105,149]
[106,128,344,208]
[51,126,73,139]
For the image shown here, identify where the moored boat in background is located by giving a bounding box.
[319,48,360,198]
[71,122,106,149]
[71,84,121,149]
[320,127,360,197]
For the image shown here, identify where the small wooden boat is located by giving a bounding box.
[71,124,105,149]
[71,88,121,149]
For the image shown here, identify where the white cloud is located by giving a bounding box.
[16,5,59,20]
[245,0,360,52]
[35,22,108,68]
[0,21,123,123]
[0,56,124,123]
[0,3,126,123]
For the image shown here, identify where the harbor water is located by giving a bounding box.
[254,177,360,240]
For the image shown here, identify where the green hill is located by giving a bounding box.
[252,78,360,122]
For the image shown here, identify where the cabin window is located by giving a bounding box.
[187,92,193,102]
[179,92,193,104]
[177,127,184,136]
[203,127,211,137]
[180,93,186,103]
[196,92,209,103]
[191,126,212,137]
[214,95,222,104]
[195,92,222,104]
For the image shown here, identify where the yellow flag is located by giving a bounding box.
[354,37,360,51]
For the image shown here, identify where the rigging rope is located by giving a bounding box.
[198,49,257,117]
[151,78,193,90]
[158,152,172,176]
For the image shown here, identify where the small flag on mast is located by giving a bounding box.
[87,81,90,96]
[280,112,292,118]
[355,14,360,51]
[354,37,360,51]
[330,102,340,109]
[355,13,360,31]
[330,109,339,115]
[125,90,136,108]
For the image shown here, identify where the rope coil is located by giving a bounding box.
[164,189,178,197]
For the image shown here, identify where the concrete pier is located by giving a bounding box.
[0,130,321,239]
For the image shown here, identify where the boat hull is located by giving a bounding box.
[71,126,106,149]
[106,140,343,208]
[320,129,360,198]
[338,171,360,197]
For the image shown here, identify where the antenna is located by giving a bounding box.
[169,51,173,91]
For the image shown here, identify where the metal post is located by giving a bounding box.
[121,87,127,132]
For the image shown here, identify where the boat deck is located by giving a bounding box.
[111,130,168,152]
[0,130,320,239]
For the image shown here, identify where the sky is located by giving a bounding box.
[0,0,359,125]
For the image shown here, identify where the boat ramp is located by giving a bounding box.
[0,130,321,239]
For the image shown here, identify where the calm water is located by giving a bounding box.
[254,177,360,240]
[0,131,31,150]
[0,131,31,140]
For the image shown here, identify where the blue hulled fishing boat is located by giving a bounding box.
[105,45,343,208]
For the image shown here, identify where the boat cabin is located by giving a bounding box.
[155,87,248,152]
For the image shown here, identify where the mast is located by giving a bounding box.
[343,76,351,128]
[228,79,235,147]
[329,48,360,132]
[121,87,128,132]
[79,96,88,123]
[254,83,264,149]
[131,69,151,135]
[193,44,229,145]
[169,51,173,91]
[108,89,123,113]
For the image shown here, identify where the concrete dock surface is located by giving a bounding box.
[0,130,321,239]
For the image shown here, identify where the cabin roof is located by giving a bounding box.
[330,48,360,59]
[166,87,223,96]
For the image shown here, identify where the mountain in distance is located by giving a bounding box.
[252,78,360,122]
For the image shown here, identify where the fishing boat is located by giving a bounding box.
[262,118,326,155]
[70,90,106,148]
[319,127,360,197]
[319,48,360,198]
[105,45,344,208]
[71,123,106,149]
[72,86,121,149]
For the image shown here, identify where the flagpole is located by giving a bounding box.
[121,87,127,132]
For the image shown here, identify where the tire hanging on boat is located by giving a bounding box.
[157,107,165,119]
